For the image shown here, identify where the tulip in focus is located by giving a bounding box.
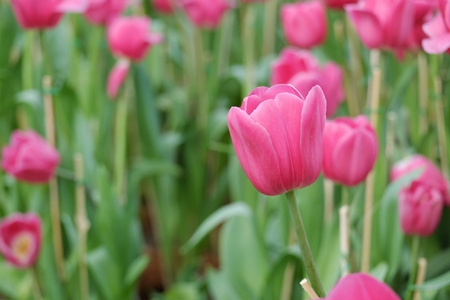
[228,84,326,196]
[10,0,87,29]
[322,115,378,186]
[398,181,443,236]
[346,0,414,51]
[181,0,233,28]
[153,0,177,13]
[0,213,42,268]
[281,0,327,49]
[324,273,400,300]
[271,48,344,118]
[391,155,450,205]
[422,0,450,54]
[1,130,60,184]
[84,0,127,25]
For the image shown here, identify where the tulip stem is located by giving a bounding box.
[433,77,449,179]
[339,205,350,278]
[406,236,421,300]
[418,53,428,137]
[323,178,334,223]
[300,279,319,299]
[262,0,278,57]
[285,190,326,298]
[412,258,427,300]
[43,76,66,281]
[241,4,256,96]
[31,265,43,300]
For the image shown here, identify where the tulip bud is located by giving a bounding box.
[107,16,163,61]
[0,213,42,268]
[84,0,127,25]
[398,181,443,236]
[107,59,130,98]
[180,0,233,28]
[322,116,378,186]
[10,0,87,29]
[281,0,327,49]
[271,48,344,118]
[1,131,60,184]
[228,84,326,196]
[326,273,400,300]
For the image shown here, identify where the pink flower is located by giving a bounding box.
[10,0,87,29]
[0,213,42,268]
[241,0,267,3]
[1,130,60,184]
[405,0,437,51]
[227,84,326,196]
[107,16,163,61]
[84,0,127,25]
[391,155,450,205]
[325,0,357,10]
[345,0,415,51]
[281,0,327,49]
[422,0,450,54]
[181,0,233,28]
[399,181,443,236]
[270,48,344,118]
[324,273,400,300]
[107,59,130,98]
[153,0,177,13]
[322,115,378,186]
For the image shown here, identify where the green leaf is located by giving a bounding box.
[415,270,450,291]
[124,255,150,287]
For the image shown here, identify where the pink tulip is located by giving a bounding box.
[391,155,449,205]
[322,115,378,186]
[107,59,130,98]
[241,0,267,3]
[399,181,443,236]
[422,0,450,54]
[404,1,437,52]
[10,0,87,29]
[1,130,60,184]
[325,0,357,10]
[228,84,326,196]
[181,0,233,28]
[281,0,327,49]
[270,48,344,118]
[0,213,42,268]
[324,273,400,300]
[345,0,415,51]
[153,0,177,13]
[107,16,163,61]
[84,0,127,25]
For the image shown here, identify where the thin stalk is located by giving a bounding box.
[31,266,43,300]
[433,77,449,179]
[345,16,364,114]
[300,279,319,299]
[412,258,427,300]
[85,26,104,116]
[323,179,334,223]
[43,76,66,281]
[406,236,421,300]
[18,31,35,129]
[241,4,256,96]
[262,0,278,57]
[74,153,90,300]
[418,53,428,137]
[339,205,350,277]
[285,190,325,298]
[114,84,129,205]
[194,28,208,130]
[281,229,296,300]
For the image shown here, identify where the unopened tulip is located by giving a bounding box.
[325,0,357,10]
[391,155,450,205]
[399,181,443,236]
[322,115,378,186]
[422,0,450,54]
[0,213,42,268]
[107,16,163,61]
[271,48,344,118]
[181,0,233,28]
[84,0,127,25]
[10,0,87,29]
[153,0,177,13]
[1,130,60,184]
[107,59,130,98]
[324,273,400,300]
[228,84,326,196]
[346,0,414,51]
[281,0,327,49]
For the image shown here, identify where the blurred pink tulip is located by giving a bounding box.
[422,0,450,54]
[391,155,449,205]
[322,115,378,186]
[0,213,42,268]
[228,84,326,196]
[346,0,415,51]
[271,48,344,118]
[181,0,233,28]
[153,0,177,13]
[325,0,357,10]
[1,130,60,184]
[107,16,163,61]
[404,0,437,52]
[84,0,127,25]
[107,59,130,98]
[324,273,400,300]
[10,0,87,29]
[241,0,267,3]
[399,181,443,236]
[281,0,327,49]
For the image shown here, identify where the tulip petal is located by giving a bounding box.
[299,85,326,188]
[346,5,384,49]
[56,0,88,13]
[228,108,283,196]
[384,0,414,48]
[107,60,130,99]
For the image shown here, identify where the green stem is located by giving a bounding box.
[31,265,43,300]
[241,4,256,97]
[285,190,326,298]
[114,84,129,205]
[406,236,421,300]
